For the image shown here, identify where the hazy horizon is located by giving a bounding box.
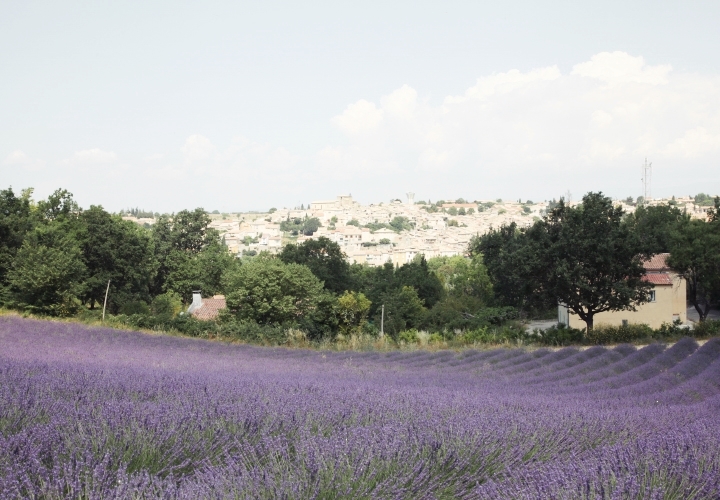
[2,1,720,212]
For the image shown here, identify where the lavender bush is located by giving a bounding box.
[1,316,720,499]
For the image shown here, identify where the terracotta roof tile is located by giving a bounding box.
[191,298,227,320]
[642,273,673,285]
[643,253,670,271]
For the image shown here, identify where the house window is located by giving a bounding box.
[649,290,656,303]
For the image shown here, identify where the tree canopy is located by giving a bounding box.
[223,256,324,325]
[278,237,351,294]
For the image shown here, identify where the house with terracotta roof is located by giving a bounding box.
[558,253,687,329]
[187,291,226,321]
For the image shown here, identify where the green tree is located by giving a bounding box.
[36,188,80,222]
[428,255,493,302]
[77,206,156,312]
[625,204,688,254]
[539,193,652,332]
[668,216,720,321]
[7,223,87,315]
[222,257,324,325]
[151,208,216,295]
[337,291,371,336]
[165,239,239,302]
[301,217,321,236]
[471,222,543,312]
[376,286,426,339]
[0,187,34,297]
[395,255,443,308]
[389,216,412,232]
[278,237,351,294]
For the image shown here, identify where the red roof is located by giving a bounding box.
[642,273,672,285]
[643,253,670,271]
[191,297,226,320]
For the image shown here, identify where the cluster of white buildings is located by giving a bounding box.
[119,194,713,268]
[212,195,542,266]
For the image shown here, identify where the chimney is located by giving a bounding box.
[191,291,203,310]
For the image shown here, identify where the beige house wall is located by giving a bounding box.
[559,275,687,330]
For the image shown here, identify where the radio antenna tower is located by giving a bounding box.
[641,158,652,202]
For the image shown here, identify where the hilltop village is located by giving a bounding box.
[123,194,710,267]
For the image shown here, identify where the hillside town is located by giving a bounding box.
[123,193,713,267]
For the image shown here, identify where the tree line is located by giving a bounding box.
[474,192,720,329]
[0,186,501,341]
[1,186,718,342]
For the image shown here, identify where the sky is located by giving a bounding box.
[1,0,720,212]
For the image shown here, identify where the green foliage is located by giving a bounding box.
[150,292,183,318]
[77,206,156,313]
[376,286,426,339]
[7,222,86,316]
[217,319,288,344]
[428,255,493,302]
[346,219,360,226]
[337,291,371,336]
[625,204,688,254]
[223,256,324,325]
[389,216,413,232]
[379,238,391,245]
[0,187,34,291]
[119,300,150,315]
[475,193,652,331]
[448,207,458,216]
[394,256,443,309]
[36,189,80,222]
[164,239,239,302]
[668,216,720,321]
[280,216,321,236]
[585,323,655,345]
[463,323,527,344]
[398,328,419,344]
[533,323,586,346]
[151,208,215,295]
[691,319,720,337]
[541,193,653,331]
[694,193,716,206]
[279,237,351,294]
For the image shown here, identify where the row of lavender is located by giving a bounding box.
[1,316,719,499]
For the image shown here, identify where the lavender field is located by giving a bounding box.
[1,317,720,499]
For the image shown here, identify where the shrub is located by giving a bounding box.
[692,319,720,337]
[150,292,182,318]
[119,300,150,315]
[218,320,287,344]
[398,329,419,344]
[428,332,444,343]
[533,323,585,346]
[585,323,654,345]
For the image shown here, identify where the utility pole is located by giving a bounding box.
[380,304,384,338]
[641,158,652,203]
[102,280,111,323]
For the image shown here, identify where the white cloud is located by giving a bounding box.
[571,51,672,85]
[331,99,384,135]
[181,135,217,165]
[3,150,46,171]
[445,66,561,104]
[663,127,720,158]
[317,51,720,199]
